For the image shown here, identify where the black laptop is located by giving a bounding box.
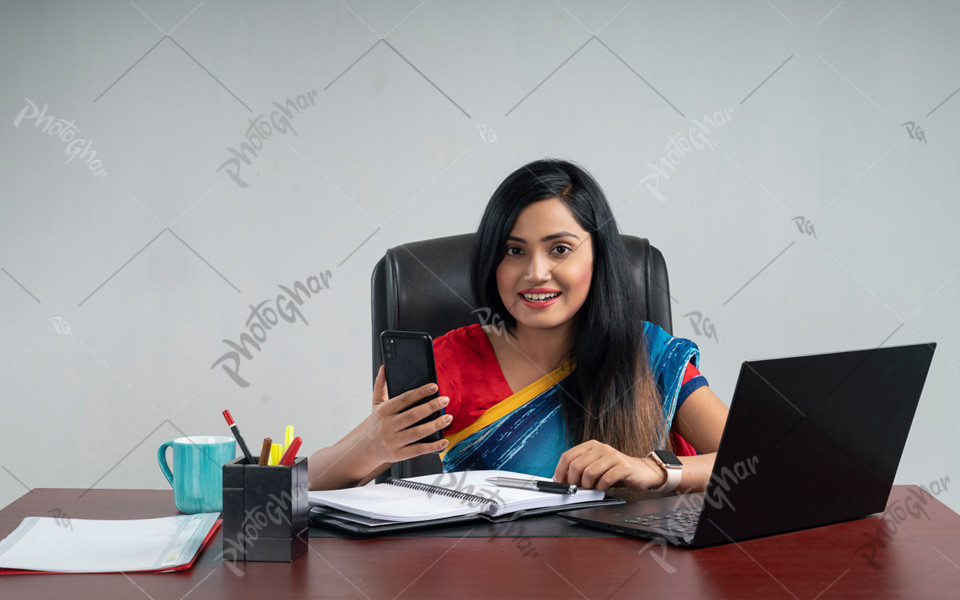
[560,342,936,548]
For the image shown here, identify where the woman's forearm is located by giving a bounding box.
[307,416,388,490]
[676,453,718,493]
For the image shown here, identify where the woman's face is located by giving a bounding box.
[496,197,593,333]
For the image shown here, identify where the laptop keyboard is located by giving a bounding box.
[622,508,700,535]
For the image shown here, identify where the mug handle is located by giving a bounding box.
[157,441,175,487]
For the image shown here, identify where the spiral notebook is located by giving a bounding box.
[308,470,621,534]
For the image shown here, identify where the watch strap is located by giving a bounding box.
[646,450,682,493]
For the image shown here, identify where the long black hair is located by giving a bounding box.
[470,159,666,456]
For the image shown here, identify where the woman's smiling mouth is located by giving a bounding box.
[518,288,562,308]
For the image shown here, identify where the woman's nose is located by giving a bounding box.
[524,253,551,282]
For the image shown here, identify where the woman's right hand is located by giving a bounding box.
[358,365,451,469]
[307,366,452,490]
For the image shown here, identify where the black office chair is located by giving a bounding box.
[370,233,674,480]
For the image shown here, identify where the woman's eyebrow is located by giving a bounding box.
[507,231,581,243]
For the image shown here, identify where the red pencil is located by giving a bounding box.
[279,437,302,466]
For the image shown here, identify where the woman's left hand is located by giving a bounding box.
[553,440,666,491]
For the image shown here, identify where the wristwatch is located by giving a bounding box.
[646,449,683,493]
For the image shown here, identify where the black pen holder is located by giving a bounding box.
[221,456,308,562]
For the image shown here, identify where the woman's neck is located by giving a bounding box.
[509,321,576,373]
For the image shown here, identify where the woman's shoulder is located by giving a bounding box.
[641,320,701,370]
[641,320,665,337]
[641,320,694,344]
[433,323,499,365]
[434,323,487,352]
[432,323,510,424]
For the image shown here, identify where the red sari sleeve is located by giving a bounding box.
[433,332,462,422]
[670,431,698,457]
[431,325,513,436]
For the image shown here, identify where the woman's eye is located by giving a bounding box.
[505,247,523,256]
[552,245,572,255]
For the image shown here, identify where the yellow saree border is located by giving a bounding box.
[440,361,574,460]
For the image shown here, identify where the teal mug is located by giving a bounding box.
[158,436,236,513]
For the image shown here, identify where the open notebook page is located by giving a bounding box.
[308,470,604,522]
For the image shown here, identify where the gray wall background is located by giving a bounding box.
[1,0,956,513]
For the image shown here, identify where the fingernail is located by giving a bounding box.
[439,396,449,407]
[429,384,438,392]
[442,414,453,424]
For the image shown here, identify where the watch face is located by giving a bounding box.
[653,449,683,468]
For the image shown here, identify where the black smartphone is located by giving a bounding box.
[379,330,444,443]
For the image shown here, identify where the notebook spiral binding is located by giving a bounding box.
[385,477,495,505]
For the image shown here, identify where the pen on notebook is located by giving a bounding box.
[283,425,295,453]
[222,409,256,465]
[486,477,577,495]
[258,437,272,466]
[279,436,302,466]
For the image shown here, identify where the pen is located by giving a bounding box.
[279,436,302,466]
[283,425,294,454]
[258,437,272,466]
[222,410,256,465]
[486,477,577,495]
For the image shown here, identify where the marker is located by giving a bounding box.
[268,443,283,466]
[486,477,577,495]
[283,425,295,454]
[279,436,302,466]
[258,438,272,466]
[222,410,256,465]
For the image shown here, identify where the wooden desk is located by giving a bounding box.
[1,486,958,599]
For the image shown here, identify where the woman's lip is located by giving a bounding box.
[518,288,561,294]
[518,292,561,309]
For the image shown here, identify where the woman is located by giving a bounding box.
[309,159,728,493]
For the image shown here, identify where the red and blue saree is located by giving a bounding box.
[434,323,706,478]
